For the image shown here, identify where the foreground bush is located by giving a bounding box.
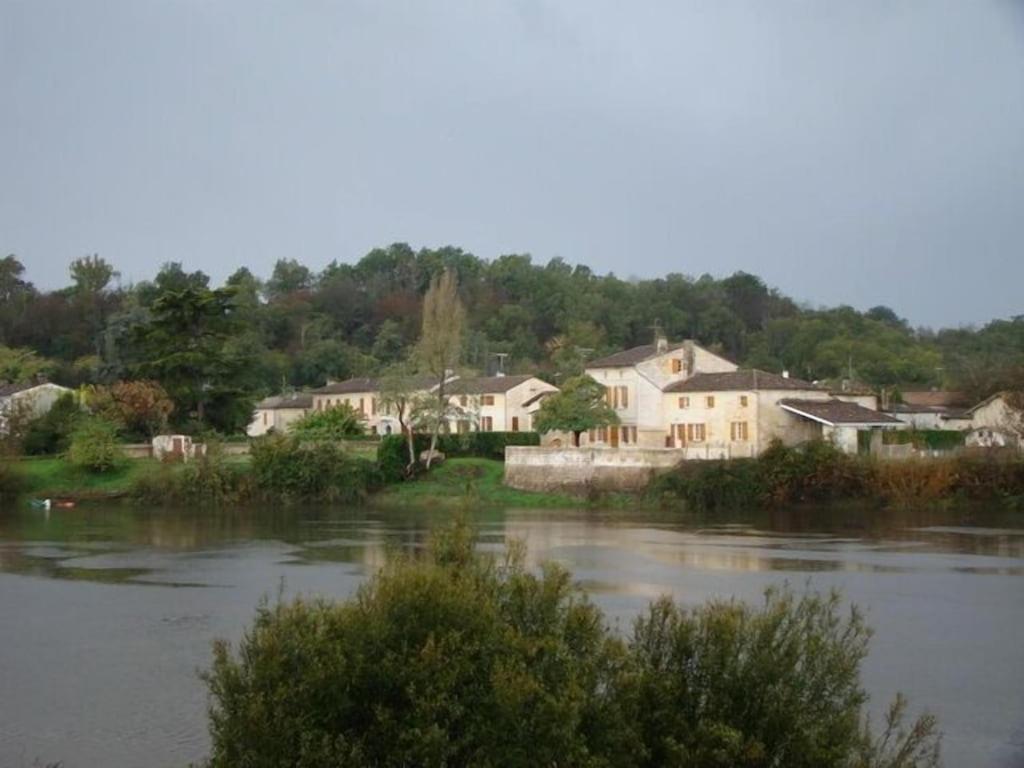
[204,521,940,768]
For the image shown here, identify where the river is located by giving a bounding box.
[0,502,1022,768]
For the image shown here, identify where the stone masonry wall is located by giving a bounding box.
[504,446,683,493]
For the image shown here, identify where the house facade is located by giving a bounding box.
[0,381,73,434]
[963,392,1022,449]
[247,392,313,437]
[445,375,559,433]
[583,339,738,448]
[304,374,557,436]
[578,338,901,456]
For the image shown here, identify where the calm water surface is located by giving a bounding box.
[0,502,1022,768]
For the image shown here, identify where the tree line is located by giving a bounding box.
[2,247,1022,433]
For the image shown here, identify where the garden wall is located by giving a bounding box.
[504,446,682,493]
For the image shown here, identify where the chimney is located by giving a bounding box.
[655,330,668,354]
[782,370,790,379]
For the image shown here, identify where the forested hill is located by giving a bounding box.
[2,245,1022,406]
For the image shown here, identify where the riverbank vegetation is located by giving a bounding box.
[651,440,1024,512]
[203,519,940,768]
[3,251,1024,441]
[373,457,580,510]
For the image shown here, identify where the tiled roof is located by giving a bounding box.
[448,375,536,395]
[0,381,66,398]
[520,390,556,408]
[902,390,969,408]
[311,376,438,395]
[256,393,313,410]
[780,399,903,426]
[664,369,821,393]
[586,342,686,368]
[311,377,380,395]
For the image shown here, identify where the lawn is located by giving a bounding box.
[17,457,165,498]
[374,458,584,510]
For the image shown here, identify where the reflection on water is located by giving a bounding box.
[0,501,1022,767]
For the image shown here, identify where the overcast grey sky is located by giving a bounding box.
[2,1,1023,328]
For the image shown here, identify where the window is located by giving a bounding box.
[511,416,519,432]
[599,427,607,442]
[263,412,268,425]
[731,421,749,441]
[359,397,365,414]
[459,395,468,407]
[740,395,748,407]
[609,385,628,408]
[672,358,682,373]
[458,420,470,434]
[678,396,690,409]
[482,395,495,406]
[371,398,377,416]
[480,416,493,431]
[706,396,715,408]
[686,423,706,443]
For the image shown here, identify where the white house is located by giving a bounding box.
[445,375,559,433]
[576,336,901,456]
[0,381,73,434]
[583,337,738,448]
[308,374,557,436]
[963,392,1022,449]
[247,392,313,437]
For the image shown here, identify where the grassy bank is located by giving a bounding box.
[374,458,585,510]
[17,457,165,499]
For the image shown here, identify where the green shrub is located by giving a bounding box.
[377,432,541,482]
[22,393,82,455]
[250,433,380,502]
[0,458,26,503]
[203,521,941,768]
[292,403,365,440]
[176,442,247,505]
[66,416,124,473]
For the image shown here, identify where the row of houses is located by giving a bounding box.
[248,374,558,438]
[250,336,910,457]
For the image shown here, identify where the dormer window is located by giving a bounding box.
[671,358,682,373]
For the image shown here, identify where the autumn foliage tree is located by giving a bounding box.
[89,380,174,438]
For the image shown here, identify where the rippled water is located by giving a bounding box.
[1,502,1022,767]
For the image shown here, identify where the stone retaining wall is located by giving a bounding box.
[504,446,683,493]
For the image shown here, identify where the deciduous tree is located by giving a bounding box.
[417,269,465,467]
[534,375,619,446]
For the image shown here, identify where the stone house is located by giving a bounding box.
[583,338,738,448]
[444,375,559,433]
[662,370,901,458]
[578,338,901,456]
[307,374,556,436]
[0,381,73,435]
[309,376,437,436]
[963,392,1023,449]
[247,392,313,437]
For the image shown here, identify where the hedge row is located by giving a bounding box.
[651,439,1024,511]
[377,432,540,481]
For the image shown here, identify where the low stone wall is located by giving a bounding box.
[122,443,153,459]
[504,446,683,493]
